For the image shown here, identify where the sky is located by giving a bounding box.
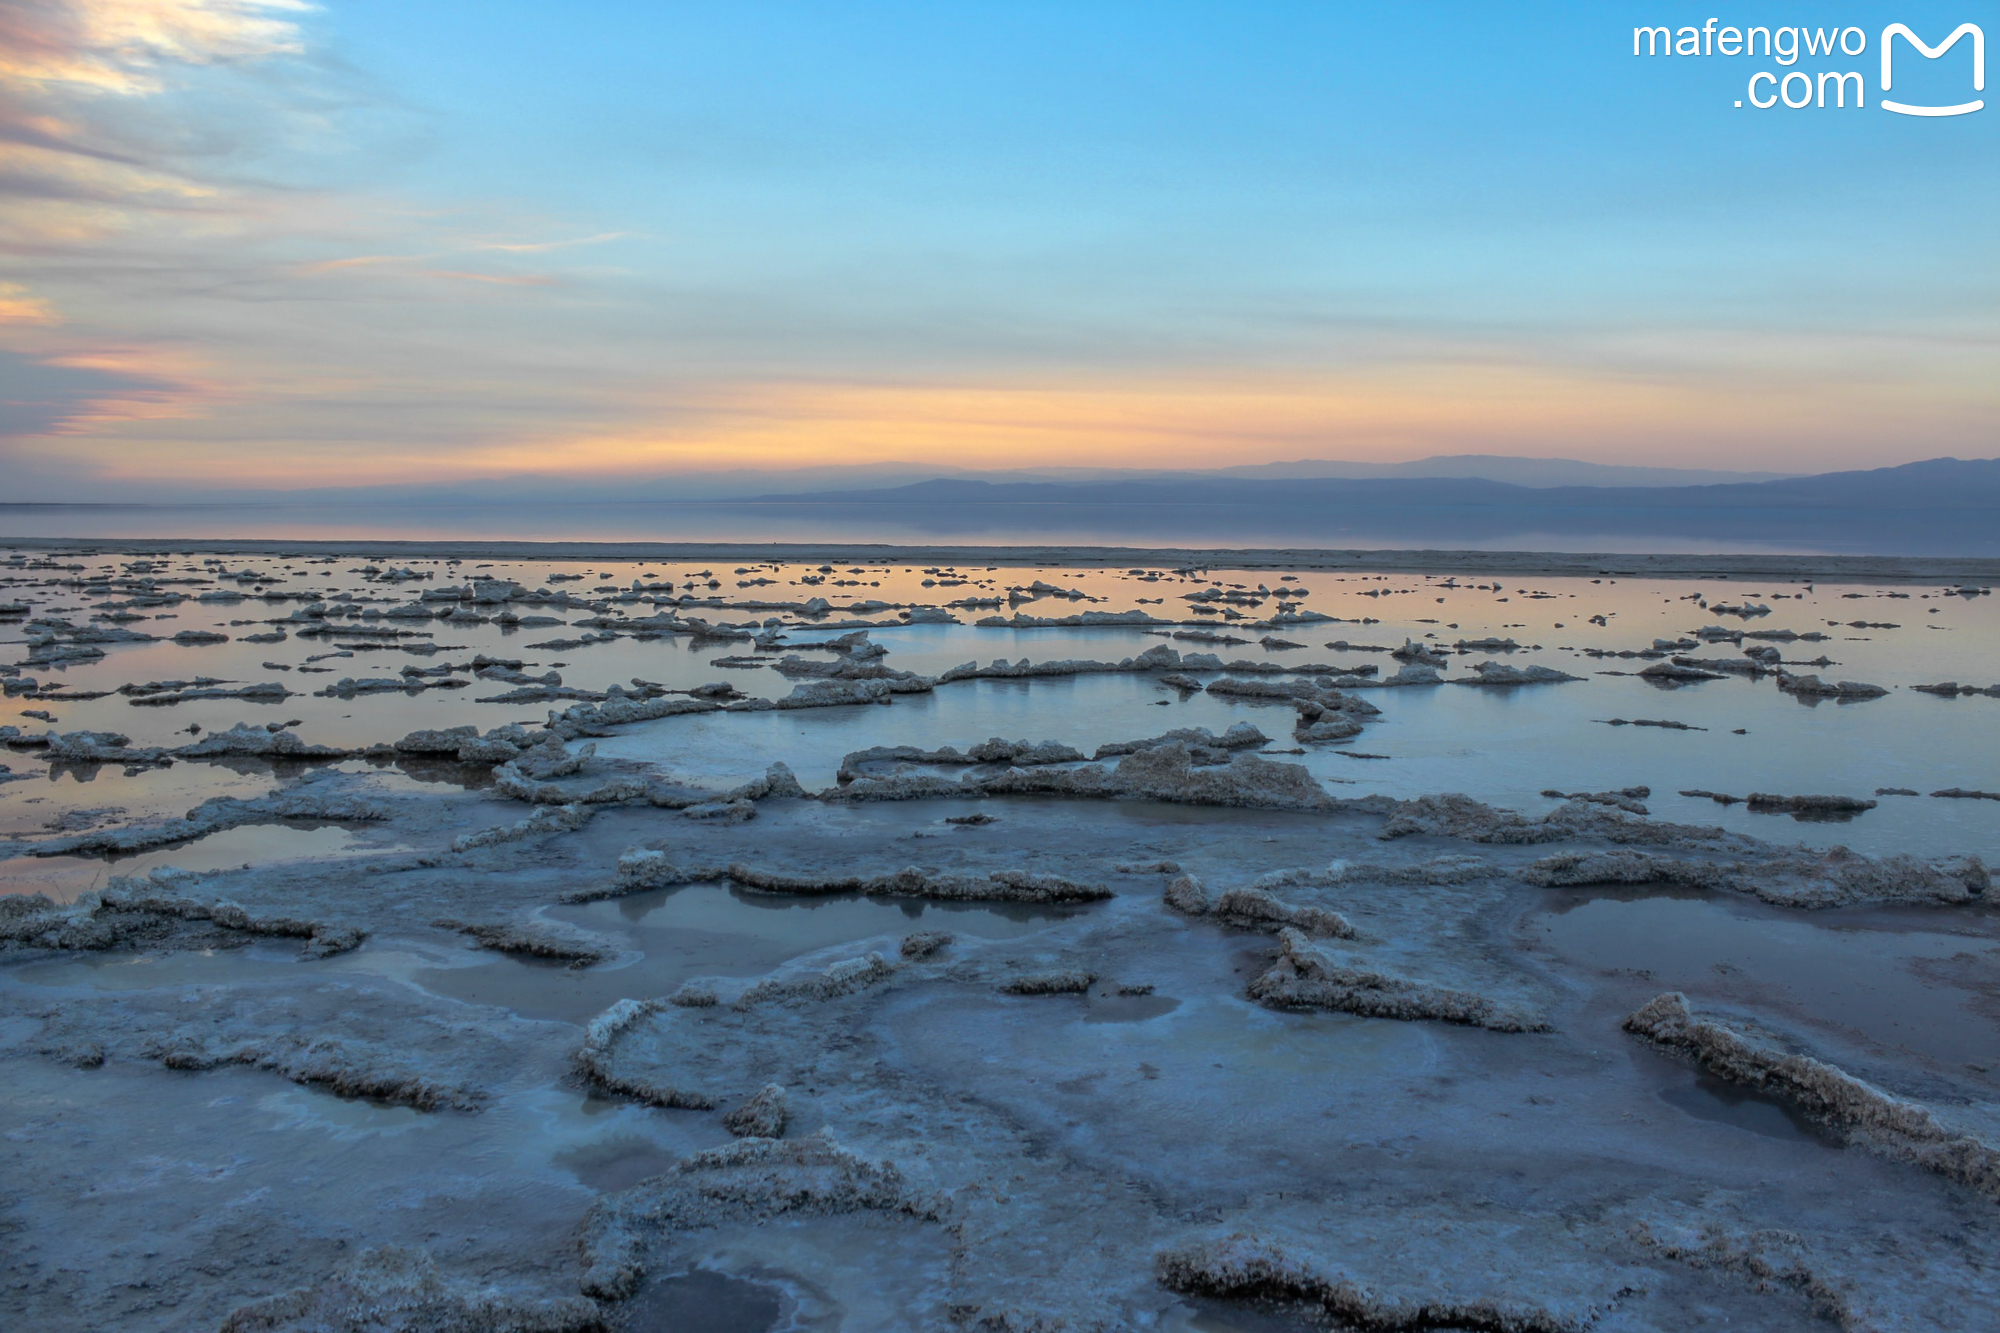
[0,0,1995,498]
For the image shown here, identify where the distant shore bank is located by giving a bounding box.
[5,535,1996,584]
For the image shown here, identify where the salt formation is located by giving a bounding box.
[5,546,2000,1331]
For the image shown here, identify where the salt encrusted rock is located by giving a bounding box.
[576,1131,938,1301]
[1092,723,1269,759]
[1539,786,1650,815]
[575,998,711,1109]
[44,730,175,766]
[1454,661,1582,685]
[547,694,721,737]
[836,738,1085,784]
[434,915,606,964]
[1777,672,1889,699]
[1744,792,1876,815]
[1249,929,1546,1031]
[1519,845,1986,908]
[971,610,1167,629]
[142,1032,481,1111]
[726,864,1110,904]
[1639,660,1729,682]
[936,644,1184,683]
[394,725,480,754]
[1295,715,1363,742]
[722,1083,791,1138]
[1162,872,1354,937]
[1378,792,1741,849]
[1162,873,1212,917]
[829,740,1357,813]
[2,872,365,959]
[1156,1232,1605,1333]
[1625,992,2000,1198]
[1375,662,1443,686]
[28,787,387,858]
[731,678,899,710]
[176,723,349,759]
[999,969,1097,995]
[492,745,645,806]
[130,681,294,706]
[899,930,954,959]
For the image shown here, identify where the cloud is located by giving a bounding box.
[0,344,193,436]
[291,253,562,286]
[475,232,629,254]
[0,1,307,97]
[0,282,57,323]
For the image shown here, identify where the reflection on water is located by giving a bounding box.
[1161,1298,1326,1333]
[0,823,399,903]
[1633,1047,1842,1147]
[7,548,1999,882]
[3,499,1994,554]
[624,1269,785,1333]
[554,1135,681,1192]
[417,884,1088,1024]
[1536,890,2000,1069]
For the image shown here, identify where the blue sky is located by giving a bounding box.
[1,1,1993,495]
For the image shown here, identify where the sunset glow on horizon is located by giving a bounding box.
[2,1,1994,498]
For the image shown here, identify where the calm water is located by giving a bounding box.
[4,547,1998,902]
[5,500,1995,554]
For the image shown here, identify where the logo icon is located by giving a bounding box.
[1880,22,1984,116]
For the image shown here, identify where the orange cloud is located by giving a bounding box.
[0,283,58,324]
[0,1,307,95]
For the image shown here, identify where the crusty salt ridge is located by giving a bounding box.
[1624,992,2000,1198]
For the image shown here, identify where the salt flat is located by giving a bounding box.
[2,545,1997,1331]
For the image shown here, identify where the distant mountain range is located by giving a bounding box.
[388,453,1790,499]
[6,453,1797,506]
[1011,455,1794,489]
[7,455,1994,555]
[693,456,1998,555]
[747,456,2000,510]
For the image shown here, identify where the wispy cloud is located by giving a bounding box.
[473,231,629,254]
[0,1,308,96]
[410,269,557,287]
[0,343,210,438]
[291,251,564,286]
[0,0,309,266]
[0,282,58,323]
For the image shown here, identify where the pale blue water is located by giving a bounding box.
[4,548,1997,894]
[4,498,1993,554]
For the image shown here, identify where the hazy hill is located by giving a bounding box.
[747,457,2000,510]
